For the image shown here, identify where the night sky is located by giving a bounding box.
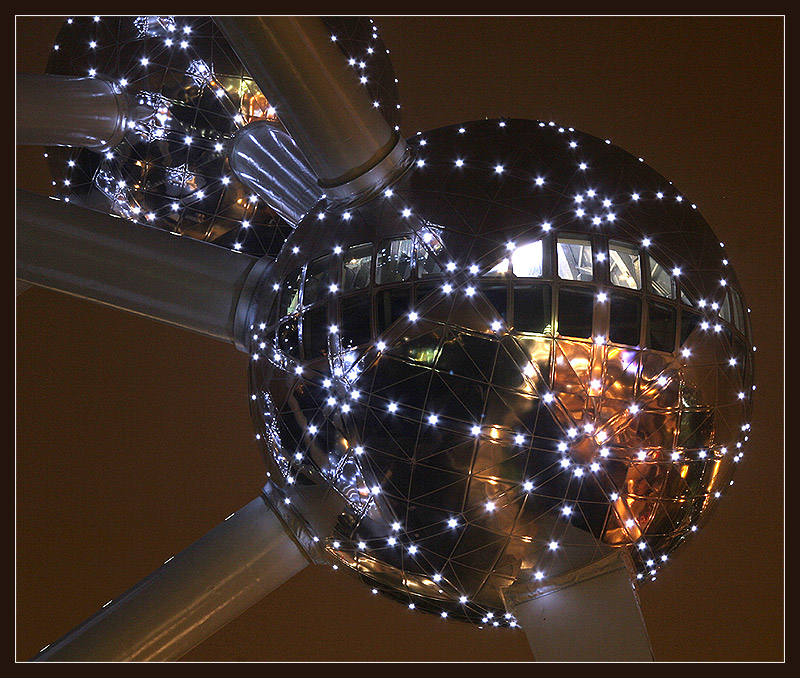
[15,16,784,662]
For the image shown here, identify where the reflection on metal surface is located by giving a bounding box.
[43,16,401,258]
[228,118,325,228]
[248,118,755,626]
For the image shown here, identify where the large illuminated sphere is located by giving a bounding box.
[248,119,755,625]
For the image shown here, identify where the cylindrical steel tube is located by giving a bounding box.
[214,16,407,192]
[31,497,310,662]
[507,552,654,661]
[16,189,270,348]
[16,73,139,150]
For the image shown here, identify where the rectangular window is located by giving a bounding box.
[609,293,642,346]
[557,237,593,281]
[557,287,594,338]
[649,258,675,298]
[302,306,328,360]
[415,239,444,277]
[719,290,732,324]
[279,267,302,317]
[647,301,676,352]
[277,317,300,358]
[728,287,746,333]
[478,282,508,322]
[342,243,372,290]
[680,308,702,346]
[375,288,411,333]
[511,241,544,278]
[485,258,509,276]
[376,237,414,284]
[609,241,641,290]
[514,283,551,333]
[340,293,372,349]
[303,255,330,306]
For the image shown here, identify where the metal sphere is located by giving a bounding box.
[248,118,755,625]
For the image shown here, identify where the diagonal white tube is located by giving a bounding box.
[31,496,310,662]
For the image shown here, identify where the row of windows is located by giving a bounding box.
[275,279,751,373]
[276,232,749,337]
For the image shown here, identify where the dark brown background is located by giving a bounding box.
[16,15,784,662]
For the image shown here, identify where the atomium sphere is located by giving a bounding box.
[43,15,399,258]
[248,118,755,626]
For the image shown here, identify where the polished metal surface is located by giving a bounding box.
[249,118,755,625]
[31,496,309,662]
[229,121,323,226]
[215,16,403,192]
[41,16,400,258]
[17,188,263,346]
[17,73,146,151]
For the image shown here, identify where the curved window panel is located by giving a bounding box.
[649,257,675,298]
[514,283,551,333]
[340,293,372,349]
[680,308,702,346]
[376,237,414,284]
[719,290,732,324]
[647,301,676,352]
[609,293,642,346]
[342,243,372,290]
[557,237,593,281]
[303,255,330,306]
[302,306,328,360]
[277,317,300,359]
[416,239,445,277]
[485,258,510,276]
[728,287,747,333]
[375,287,411,333]
[478,282,508,322]
[557,287,594,338]
[511,240,544,278]
[609,241,641,290]
[279,267,303,317]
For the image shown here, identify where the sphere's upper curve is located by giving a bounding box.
[247,118,755,625]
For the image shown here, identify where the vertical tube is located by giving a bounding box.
[508,552,654,661]
[214,16,410,202]
[31,496,310,662]
[16,189,270,350]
